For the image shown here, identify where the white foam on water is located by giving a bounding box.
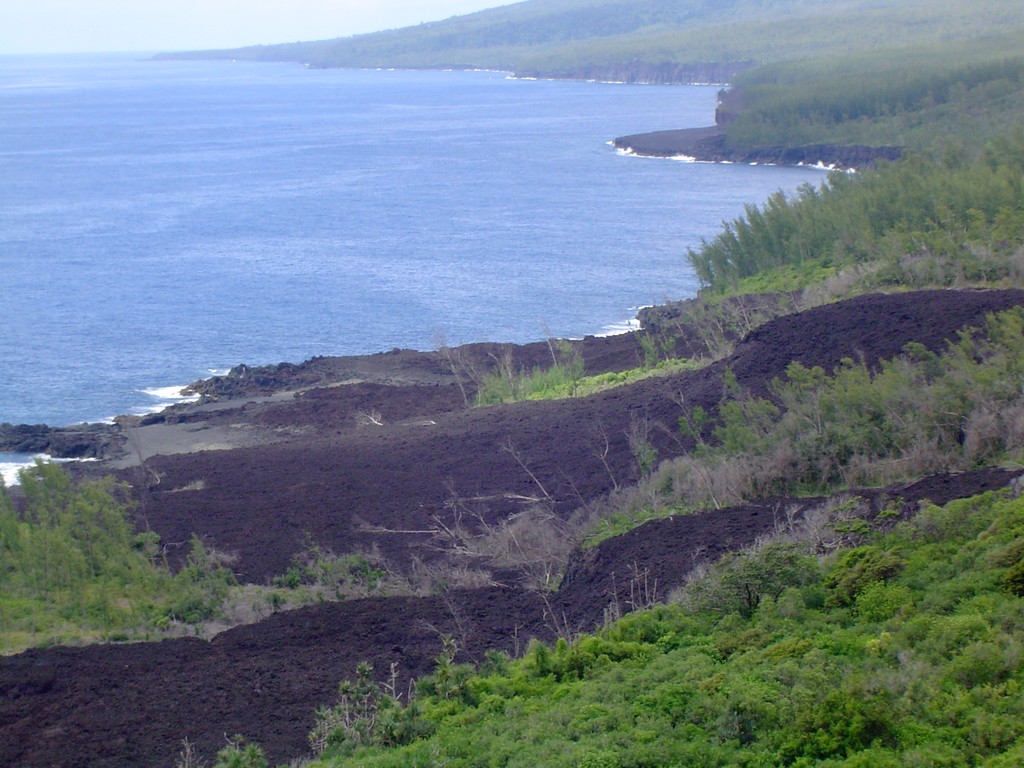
[596,316,642,337]
[612,145,720,165]
[128,383,200,416]
[798,160,838,171]
[141,384,193,400]
[0,453,95,487]
[0,453,42,486]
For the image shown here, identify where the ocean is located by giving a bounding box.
[0,53,826,441]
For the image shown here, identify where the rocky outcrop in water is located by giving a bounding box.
[0,422,124,459]
[613,126,902,169]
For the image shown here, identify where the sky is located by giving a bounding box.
[0,0,509,55]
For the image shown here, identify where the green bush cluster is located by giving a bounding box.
[309,660,429,758]
[679,542,821,618]
[273,547,389,599]
[726,50,1024,151]
[824,546,905,608]
[688,132,1024,292]
[0,463,235,651]
[668,308,1024,504]
[583,307,1024,547]
[211,736,267,768]
[292,491,1024,768]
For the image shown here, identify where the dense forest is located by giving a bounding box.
[158,0,1024,85]
[721,41,1024,152]
[688,131,1024,291]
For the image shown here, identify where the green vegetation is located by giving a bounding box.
[475,340,700,406]
[579,307,1024,549]
[272,547,390,598]
[293,490,1024,767]
[475,340,586,405]
[165,0,1024,89]
[724,42,1024,152]
[0,463,422,654]
[688,132,1024,292]
[0,463,236,653]
[698,310,1024,494]
[211,736,268,768]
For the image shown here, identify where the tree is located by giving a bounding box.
[681,542,820,618]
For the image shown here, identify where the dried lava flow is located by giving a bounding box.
[125,289,1024,583]
[3,289,1024,768]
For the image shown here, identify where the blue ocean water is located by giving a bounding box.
[0,54,826,428]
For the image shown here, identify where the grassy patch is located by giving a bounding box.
[730,260,838,296]
[580,502,693,550]
[476,356,703,406]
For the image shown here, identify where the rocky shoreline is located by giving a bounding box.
[611,80,903,169]
[0,327,672,468]
[511,61,755,85]
[0,421,124,460]
[612,125,903,169]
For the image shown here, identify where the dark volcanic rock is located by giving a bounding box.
[183,335,658,402]
[612,126,724,158]
[637,291,801,337]
[0,588,551,768]
[0,422,124,459]
[3,467,1018,768]
[115,289,1024,585]
[726,289,1024,396]
[613,127,902,169]
[6,289,1024,767]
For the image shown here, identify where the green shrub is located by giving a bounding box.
[212,736,266,768]
[689,131,1024,292]
[0,464,237,649]
[854,582,913,621]
[1003,559,1024,596]
[825,546,905,607]
[680,542,821,618]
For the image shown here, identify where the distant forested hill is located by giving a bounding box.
[156,0,1024,84]
[156,0,1024,155]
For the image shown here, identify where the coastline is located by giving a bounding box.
[613,125,903,169]
[0,321,671,474]
[8,287,1024,766]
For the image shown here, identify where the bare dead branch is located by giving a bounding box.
[503,439,555,504]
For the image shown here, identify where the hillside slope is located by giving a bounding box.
[157,0,1024,83]
[4,288,1023,766]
